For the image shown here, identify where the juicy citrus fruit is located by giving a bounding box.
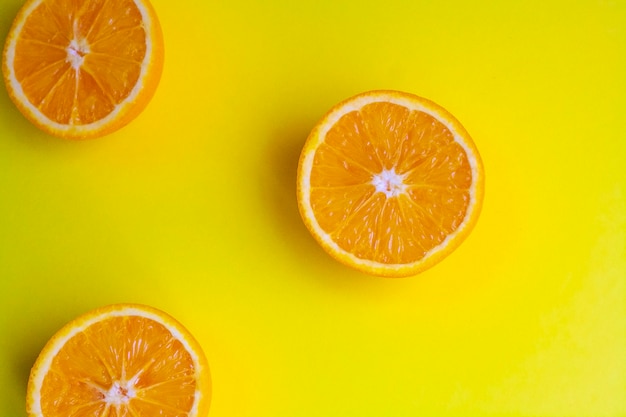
[297,90,484,277]
[2,0,164,139]
[26,304,211,417]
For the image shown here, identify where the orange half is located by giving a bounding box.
[297,90,484,277]
[26,304,211,417]
[2,0,164,139]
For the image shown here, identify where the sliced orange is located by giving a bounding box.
[26,304,211,417]
[2,0,164,139]
[297,90,484,277]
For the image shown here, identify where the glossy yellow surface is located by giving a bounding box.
[1,0,624,416]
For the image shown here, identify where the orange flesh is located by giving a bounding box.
[40,316,197,417]
[13,0,146,125]
[310,102,472,264]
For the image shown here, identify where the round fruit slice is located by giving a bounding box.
[2,0,164,139]
[27,304,211,417]
[297,90,484,277]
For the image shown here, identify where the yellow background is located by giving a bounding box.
[1,0,625,416]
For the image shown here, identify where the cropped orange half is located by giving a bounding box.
[26,304,211,417]
[297,90,484,277]
[2,0,164,139]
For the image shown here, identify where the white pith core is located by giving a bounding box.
[372,167,407,198]
[66,37,89,70]
[105,374,139,406]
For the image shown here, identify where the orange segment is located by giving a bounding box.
[297,90,484,277]
[27,304,211,417]
[2,0,164,139]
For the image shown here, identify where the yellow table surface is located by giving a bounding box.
[1,0,625,416]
